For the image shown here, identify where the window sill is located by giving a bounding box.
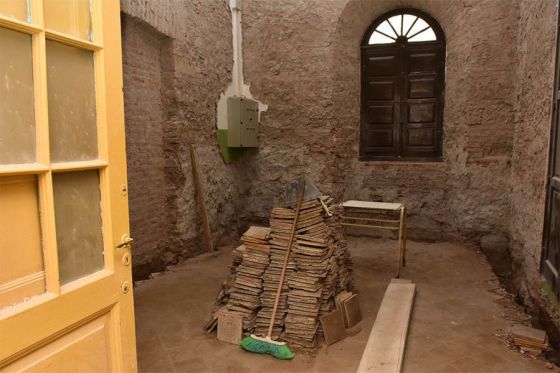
[358,159,446,167]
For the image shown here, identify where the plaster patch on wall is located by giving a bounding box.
[217,0,268,163]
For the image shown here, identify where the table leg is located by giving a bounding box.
[402,207,407,267]
[396,207,405,278]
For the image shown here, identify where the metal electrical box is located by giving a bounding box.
[227,96,259,147]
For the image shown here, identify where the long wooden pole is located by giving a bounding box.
[189,144,213,252]
[267,181,306,338]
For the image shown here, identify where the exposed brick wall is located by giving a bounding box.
[120,0,242,279]
[121,16,169,275]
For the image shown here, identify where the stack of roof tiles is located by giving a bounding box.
[224,227,271,335]
[211,198,353,349]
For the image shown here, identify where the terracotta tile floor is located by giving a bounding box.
[134,238,556,373]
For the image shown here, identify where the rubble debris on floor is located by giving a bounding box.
[512,324,550,356]
[208,198,354,350]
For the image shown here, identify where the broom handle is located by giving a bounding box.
[267,182,306,338]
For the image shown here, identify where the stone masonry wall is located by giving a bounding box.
[336,0,520,269]
[240,0,520,271]
[237,0,345,226]
[119,0,560,328]
[509,0,557,322]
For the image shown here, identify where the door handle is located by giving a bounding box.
[116,234,134,249]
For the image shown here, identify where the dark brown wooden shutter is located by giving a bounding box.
[360,46,401,159]
[401,43,444,158]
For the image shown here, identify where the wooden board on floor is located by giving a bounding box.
[189,144,213,252]
[357,282,416,373]
[390,278,412,284]
[319,309,346,345]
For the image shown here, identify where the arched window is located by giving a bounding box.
[360,9,445,161]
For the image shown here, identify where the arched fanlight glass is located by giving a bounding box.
[368,13,437,45]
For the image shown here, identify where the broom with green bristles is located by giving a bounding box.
[240,180,306,360]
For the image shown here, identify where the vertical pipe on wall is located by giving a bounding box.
[230,0,243,97]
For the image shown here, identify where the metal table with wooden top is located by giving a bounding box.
[341,200,407,278]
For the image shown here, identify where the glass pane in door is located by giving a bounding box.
[53,170,104,285]
[0,27,36,164]
[0,0,29,23]
[0,175,45,308]
[46,40,97,163]
[44,0,93,41]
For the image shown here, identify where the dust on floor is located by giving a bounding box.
[134,238,556,373]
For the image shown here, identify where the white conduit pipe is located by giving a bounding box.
[230,0,243,97]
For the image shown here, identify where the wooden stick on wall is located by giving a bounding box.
[189,144,214,252]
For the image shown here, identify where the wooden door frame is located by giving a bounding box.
[541,4,560,298]
[0,0,136,370]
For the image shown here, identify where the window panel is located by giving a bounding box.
[361,10,444,160]
[367,105,394,124]
[402,15,417,36]
[53,170,104,285]
[0,0,29,23]
[409,102,436,123]
[0,27,36,164]
[367,79,395,100]
[366,129,393,148]
[407,18,429,38]
[408,28,437,42]
[387,16,402,36]
[46,40,98,163]
[0,175,45,308]
[366,55,397,76]
[369,32,395,45]
[407,128,435,146]
[376,21,397,39]
[409,78,436,99]
[369,13,438,45]
[44,0,93,41]
[409,52,438,73]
